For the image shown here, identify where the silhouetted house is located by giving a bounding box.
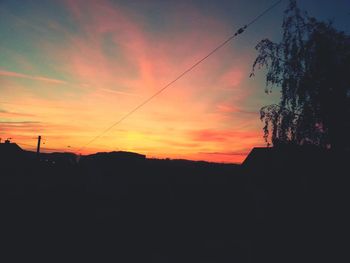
[0,141,24,157]
[242,145,330,171]
[0,141,28,172]
[242,147,274,169]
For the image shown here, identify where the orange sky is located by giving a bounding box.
[0,0,292,163]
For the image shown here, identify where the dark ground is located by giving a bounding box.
[0,146,348,262]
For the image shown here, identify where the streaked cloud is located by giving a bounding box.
[0,69,67,84]
[0,0,269,163]
[0,109,36,118]
[100,88,139,97]
[189,129,260,142]
[0,121,40,124]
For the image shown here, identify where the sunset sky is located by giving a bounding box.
[1,0,349,163]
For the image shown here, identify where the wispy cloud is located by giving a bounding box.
[0,0,265,163]
[0,121,43,133]
[100,88,139,97]
[0,109,36,118]
[199,151,250,156]
[0,121,40,124]
[189,129,260,143]
[215,103,257,115]
[0,69,67,84]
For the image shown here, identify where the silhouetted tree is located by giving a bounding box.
[251,0,350,150]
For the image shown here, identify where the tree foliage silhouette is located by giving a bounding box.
[251,0,350,150]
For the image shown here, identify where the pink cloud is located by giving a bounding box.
[194,151,249,164]
[1,0,264,162]
[189,129,261,143]
[219,68,244,89]
[215,103,257,115]
[100,88,139,97]
[216,104,240,114]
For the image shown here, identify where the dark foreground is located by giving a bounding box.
[1,146,348,262]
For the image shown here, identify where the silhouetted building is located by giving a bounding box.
[0,141,24,156]
[242,145,330,170]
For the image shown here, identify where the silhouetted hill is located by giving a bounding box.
[85,150,146,160]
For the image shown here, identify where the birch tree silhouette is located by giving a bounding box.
[251,0,350,150]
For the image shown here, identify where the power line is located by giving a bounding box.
[17,142,36,148]
[77,0,284,153]
[15,139,65,152]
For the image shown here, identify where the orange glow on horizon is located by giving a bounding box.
[0,0,268,163]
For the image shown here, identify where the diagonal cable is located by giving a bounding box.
[77,0,283,153]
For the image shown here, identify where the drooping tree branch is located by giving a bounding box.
[250,0,350,150]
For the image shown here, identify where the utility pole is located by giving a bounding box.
[36,135,41,157]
